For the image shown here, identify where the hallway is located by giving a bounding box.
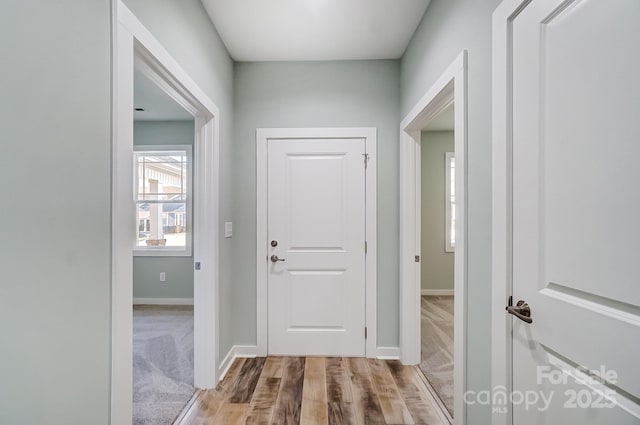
[174,356,449,425]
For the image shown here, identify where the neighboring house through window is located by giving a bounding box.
[134,145,192,256]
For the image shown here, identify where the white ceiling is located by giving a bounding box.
[423,103,454,132]
[201,0,431,61]
[134,69,193,121]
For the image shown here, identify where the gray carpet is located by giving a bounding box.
[420,295,454,417]
[133,305,195,425]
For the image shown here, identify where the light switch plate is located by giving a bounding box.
[225,222,233,238]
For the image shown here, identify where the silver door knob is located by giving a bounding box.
[270,255,285,262]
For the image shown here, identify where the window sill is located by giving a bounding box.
[133,248,192,257]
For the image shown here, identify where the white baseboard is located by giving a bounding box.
[217,344,399,379]
[376,346,401,360]
[133,297,194,305]
[217,345,258,383]
[421,289,454,296]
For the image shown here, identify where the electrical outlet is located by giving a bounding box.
[159,272,166,282]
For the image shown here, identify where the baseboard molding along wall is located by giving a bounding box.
[133,297,194,305]
[421,289,454,296]
[375,346,401,360]
[217,345,258,383]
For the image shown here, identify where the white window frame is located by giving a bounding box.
[133,144,193,257]
[445,151,455,253]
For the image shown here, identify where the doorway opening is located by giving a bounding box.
[131,65,196,424]
[112,2,221,424]
[419,103,456,422]
[399,51,467,424]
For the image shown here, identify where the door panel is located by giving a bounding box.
[268,138,366,356]
[511,0,640,422]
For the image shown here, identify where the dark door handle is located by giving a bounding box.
[270,255,285,262]
[506,300,532,324]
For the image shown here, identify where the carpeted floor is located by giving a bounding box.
[420,295,454,417]
[133,305,195,425]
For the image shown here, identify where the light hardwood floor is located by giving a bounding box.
[420,296,454,419]
[173,357,449,425]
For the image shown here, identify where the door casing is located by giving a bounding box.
[256,127,378,358]
[399,51,468,424]
[112,2,221,424]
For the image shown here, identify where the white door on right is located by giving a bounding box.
[511,0,639,423]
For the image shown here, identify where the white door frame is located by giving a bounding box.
[399,51,468,424]
[491,1,535,424]
[256,127,378,358]
[111,2,220,424]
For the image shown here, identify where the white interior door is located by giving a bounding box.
[509,0,640,423]
[267,137,367,356]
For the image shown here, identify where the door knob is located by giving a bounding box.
[506,299,532,324]
[270,255,285,262]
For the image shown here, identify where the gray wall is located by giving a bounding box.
[401,0,501,422]
[421,131,454,291]
[133,121,194,300]
[0,1,112,423]
[123,0,236,360]
[233,60,401,347]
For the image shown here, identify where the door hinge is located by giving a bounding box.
[365,327,368,339]
[415,255,420,263]
[365,241,368,254]
[195,262,201,270]
[363,153,370,168]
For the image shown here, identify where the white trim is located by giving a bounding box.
[133,298,194,306]
[112,3,220,423]
[399,51,468,425]
[375,347,401,360]
[255,127,378,358]
[133,144,193,257]
[491,1,528,424]
[421,289,455,296]
[217,345,259,383]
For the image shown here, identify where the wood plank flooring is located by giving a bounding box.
[419,296,454,419]
[174,357,448,425]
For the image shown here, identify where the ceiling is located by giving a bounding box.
[423,103,454,132]
[201,0,432,61]
[134,69,193,121]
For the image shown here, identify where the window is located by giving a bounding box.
[445,151,455,252]
[134,145,192,256]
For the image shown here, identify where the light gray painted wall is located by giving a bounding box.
[123,0,235,360]
[133,121,194,300]
[0,1,111,423]
[233,60,401,347]
[421,131,454,291]
[134,120,194,146]
[401,0,501,422]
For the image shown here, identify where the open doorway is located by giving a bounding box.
[419,103,455,421]
[399,51,467,424]
[112,4,221,424]
[132,68,195,425]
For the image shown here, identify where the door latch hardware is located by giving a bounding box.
[270,255,285,262]
[415,255,420,262]
[506,299,532,324]
[271,240,278,247]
